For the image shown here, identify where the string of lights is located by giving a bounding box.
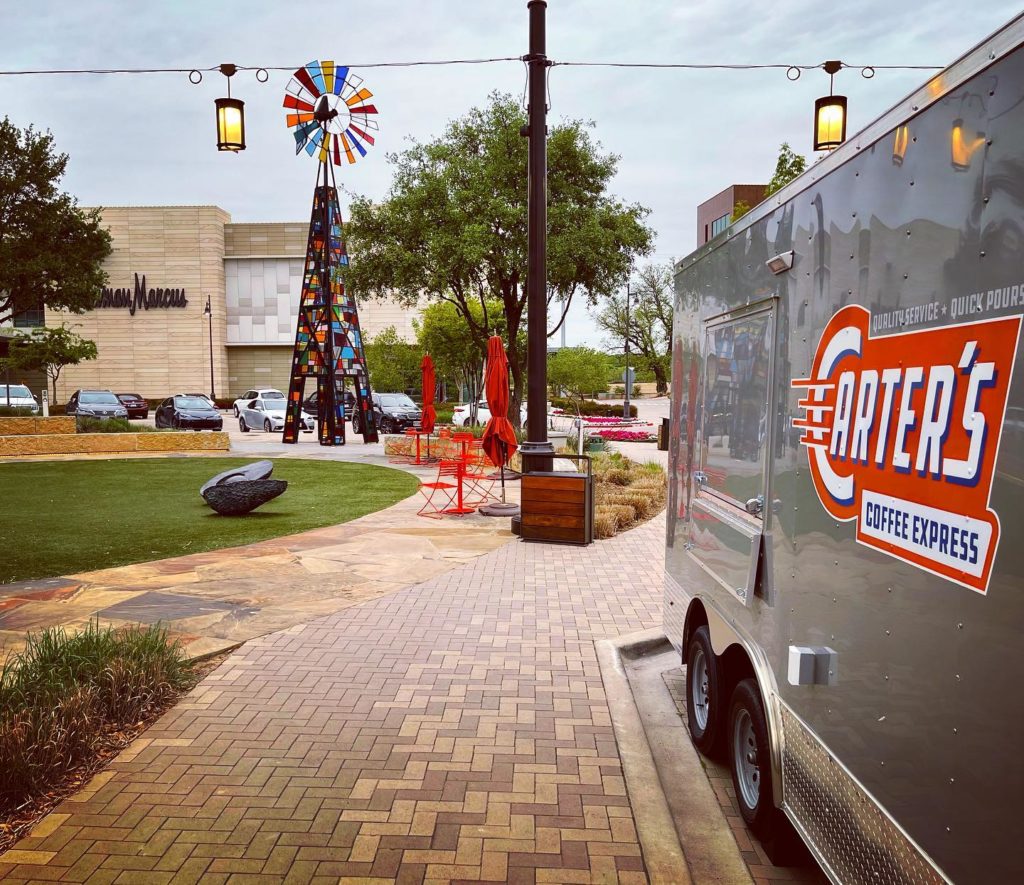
[0,57,942,82]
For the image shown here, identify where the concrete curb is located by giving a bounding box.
[596,630,691,884]
[598,628,754,885]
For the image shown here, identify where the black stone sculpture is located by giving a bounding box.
[203,480,288,516]
[200,460,274,500]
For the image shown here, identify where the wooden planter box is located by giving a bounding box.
[520,456,594,546]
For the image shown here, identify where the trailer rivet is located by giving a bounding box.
[953,727,958,734]
[886,629,890,635]
[903,274,909,280]
[980,251,986,257]
[957,623,963,629]
[910,180,914,186]
[885,675,889,680]
[950,778,955,784]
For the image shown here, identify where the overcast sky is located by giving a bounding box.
[1,0,1020,347]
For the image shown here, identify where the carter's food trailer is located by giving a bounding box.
[665,13,1024,883]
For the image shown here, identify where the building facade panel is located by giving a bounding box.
[40,205,418,403]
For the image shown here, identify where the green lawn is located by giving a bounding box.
[0,458,419,584]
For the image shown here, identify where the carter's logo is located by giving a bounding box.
[793,305,1021,594]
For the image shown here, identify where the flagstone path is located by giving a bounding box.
[0,467,518,662]
[0,514,665,883]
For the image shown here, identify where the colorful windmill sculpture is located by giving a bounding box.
[281,60,380,445]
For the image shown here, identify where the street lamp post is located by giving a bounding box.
[202,296,215,401]
[623,278,631,421]
[520,0,555,473]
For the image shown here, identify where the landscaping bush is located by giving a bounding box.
[0,620,197,812]
[550,396,636,418]
[0,406,36,417]
[75,416,161,433]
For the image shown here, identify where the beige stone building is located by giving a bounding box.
[44,205,417,401]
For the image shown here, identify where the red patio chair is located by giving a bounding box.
[462,440,499,506]
[417,459,461,518]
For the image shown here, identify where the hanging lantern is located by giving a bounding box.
[813,61,847,152]
[215,64,245,152]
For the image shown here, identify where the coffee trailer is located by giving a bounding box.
[665,14,1024,883]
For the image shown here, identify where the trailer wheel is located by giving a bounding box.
[686,626,724,756]
[728,678,776,838]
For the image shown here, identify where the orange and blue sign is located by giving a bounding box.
[794,305,1021,594]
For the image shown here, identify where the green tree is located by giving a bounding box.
[596,262,674,394]
[765,142,808,196]
[731,199,752,222]
[547,347,611,411]
[363,326,421,395]
[1,325,98,401]
[0,118,112,325]
[345,93,652,426]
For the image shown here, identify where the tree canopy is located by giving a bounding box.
[596,262,674,394]
[547,346,611,410]
[766,142,808,196]
[0,117,112,325]
[345,92,652,425]
[1,325,97,401]
[363,326,421,395]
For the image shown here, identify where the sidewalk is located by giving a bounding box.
[0,515,665,883]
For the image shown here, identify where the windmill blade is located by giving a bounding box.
[333,134,342,167]
[345,128,368,157]
[332,65,349,96]
[348,123,375,145]
[293,121,318,153]
[305,60,327,96]
[283,95,314,111]
[322,61,336,96]
[293,63,321,98]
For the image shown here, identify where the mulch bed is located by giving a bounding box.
[0,652,228,855]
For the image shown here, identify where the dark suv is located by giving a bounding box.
[351,393,421,435]
[303,388,356,419]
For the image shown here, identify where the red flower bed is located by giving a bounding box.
[593,429,656,442]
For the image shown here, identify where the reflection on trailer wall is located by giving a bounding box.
[666,26,1024,885]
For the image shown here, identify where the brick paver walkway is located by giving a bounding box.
[1,516,665,884]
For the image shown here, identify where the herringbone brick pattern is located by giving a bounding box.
[0,516,665,884]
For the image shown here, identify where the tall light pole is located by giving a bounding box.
[519,0,555,474]
[623,277,632,421]
[203,296,215,400]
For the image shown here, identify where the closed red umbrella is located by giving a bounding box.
[420,353,436,435]
[481,335,518,472]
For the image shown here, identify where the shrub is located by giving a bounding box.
[597,503,637,533]
[75,416,161,434]
[550,396,637,418]
[0,621,196,811]
[0,406,36,417]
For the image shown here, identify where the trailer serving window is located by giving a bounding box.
[699,305,773,518]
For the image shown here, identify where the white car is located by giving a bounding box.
[451,401,530,427]
[0,384,40,414]
[233,387,285,418]
[238,395,315,434]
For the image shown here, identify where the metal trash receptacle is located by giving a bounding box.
[657,417,670,451]
[520,454,593,546]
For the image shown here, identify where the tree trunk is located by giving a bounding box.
[507,333,525,430]
[653,362,668,395]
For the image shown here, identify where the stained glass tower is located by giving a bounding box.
[282,174,377,445]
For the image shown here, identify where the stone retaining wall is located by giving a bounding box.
[0,416,77,436]
[0,431,230,457]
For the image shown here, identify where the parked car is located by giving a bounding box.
[303,388,356,419]
[238,396,314,434]
[184,392,216,407]
[66,389,129,419]
[116,392,149,419]
[155,395,223,430]
[451,401,529,427]
[351,392,421,435]
[0,384,40,414]
[232,388,284,417]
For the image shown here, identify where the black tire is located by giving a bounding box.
[233,405,239,418]
[264,419,272,433]
[239,417,249,433]
[381,416,394,435]
[686,626,725,757]
[351,411,361,434]
[728,679,778,840]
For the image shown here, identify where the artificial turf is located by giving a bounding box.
[0,458,419,584]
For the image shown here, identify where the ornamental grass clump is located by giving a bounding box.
[0,620,196,812]
[75,416,159,433]
[586,450,667,539]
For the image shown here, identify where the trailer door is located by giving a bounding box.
[689,299,775,605]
